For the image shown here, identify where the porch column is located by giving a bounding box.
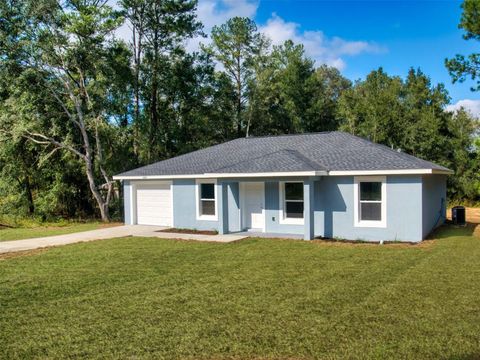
[217,181,228,234]
[304,178,315,240]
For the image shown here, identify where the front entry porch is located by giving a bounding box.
[217,177,316,240]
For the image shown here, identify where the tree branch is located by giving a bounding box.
[24,131,86,160]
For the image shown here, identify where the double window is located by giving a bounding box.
[280,182,304,224]
[354,176,386,227]
[196,180,217,220]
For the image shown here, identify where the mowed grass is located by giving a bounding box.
[0,222,120,242]
[1,226,479,359]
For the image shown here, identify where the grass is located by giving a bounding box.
[0,222,120,242]
[0,225,479,359]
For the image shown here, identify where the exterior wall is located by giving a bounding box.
[422,175,447,238]
[226,182,241,233]
[123,174,436,242]
[314,175,424,242]
[264,181,304,235]
[123,180,133,225]
[172,179,219,231]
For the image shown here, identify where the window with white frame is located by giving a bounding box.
[280,182,304,223]
[354,176,386,227]
[196,180,217,220]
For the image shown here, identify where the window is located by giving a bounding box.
[196,180,217,220]
[360,182,382,221]
[354,176,386,227]
[280,182,304,224]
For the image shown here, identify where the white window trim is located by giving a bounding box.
[196,179,218,221]
[279,181,304,225]
[354,176,387,228]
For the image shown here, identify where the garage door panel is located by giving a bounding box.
[136,185,172,226]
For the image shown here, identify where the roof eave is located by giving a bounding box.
[328,169,454,176]
[112,171,328,180]
[113,168,453,181]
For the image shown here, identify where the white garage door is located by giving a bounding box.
[136,183,172,226]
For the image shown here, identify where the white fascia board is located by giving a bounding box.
[112,174,203,180]
[328,169,453,176]
[113,171,327,180]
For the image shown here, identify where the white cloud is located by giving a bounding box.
[112,0,258,49]
[186,0,259,52]
[113,0,385,70]
[197,0,258,31]
[446,99,480,118]
[260,14,385,70]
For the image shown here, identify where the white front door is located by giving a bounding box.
[242,182,265,230]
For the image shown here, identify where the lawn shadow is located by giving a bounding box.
[428,222,478,240]
[448,353,480,360]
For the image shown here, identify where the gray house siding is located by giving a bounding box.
[314,175,423,242]
[265,181,304,235]
[422,175,447,238]
[123,180,133,225]
[122,174,445,242]
[172,179,219,231]
[226,182,241,233]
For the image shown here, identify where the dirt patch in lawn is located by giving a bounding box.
[41,222,123,230]
[157,228,218,236]
[311,237,436,249]
[0,248,48,260]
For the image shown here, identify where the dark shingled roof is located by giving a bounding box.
[116,131,451,177]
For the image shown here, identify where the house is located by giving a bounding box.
[113,131,452,242]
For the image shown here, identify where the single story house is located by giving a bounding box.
[113,131,452,242]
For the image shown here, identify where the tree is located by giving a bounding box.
[0,0,129,221]
[247,40,315,135]
[121,0,201,162]
[203,17,269,137]
[401,68,451,161]
[445,0,480,91]
[306,65,351,132]
[447,108,480,200]
[337,68,404,145]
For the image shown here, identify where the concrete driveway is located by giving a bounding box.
[0,225,247,254]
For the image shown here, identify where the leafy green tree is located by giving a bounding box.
[306,65,351,132]
[248,40,314,135]
[203,17,269,137]
[446,108,480,200]
[0,0,128,221]
[445,0,480,91]
[121,0,201,162]
[401,68,451,161]
[337,68,404,145]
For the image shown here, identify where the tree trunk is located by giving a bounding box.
[236,58,242,137]
[24,175,35,215]
[84,155,109,222]
[133,24,142,158]
[149,28,159,161]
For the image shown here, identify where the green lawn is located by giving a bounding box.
[1,226,479,359]
[0,222,119,242]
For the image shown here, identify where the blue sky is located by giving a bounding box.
[115,0,479,114]
[191,0,480,114]
[256,0,476,102]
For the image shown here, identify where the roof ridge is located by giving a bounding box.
[282,149,328,171]
[212,148,326,172]
[244,131,335,140]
